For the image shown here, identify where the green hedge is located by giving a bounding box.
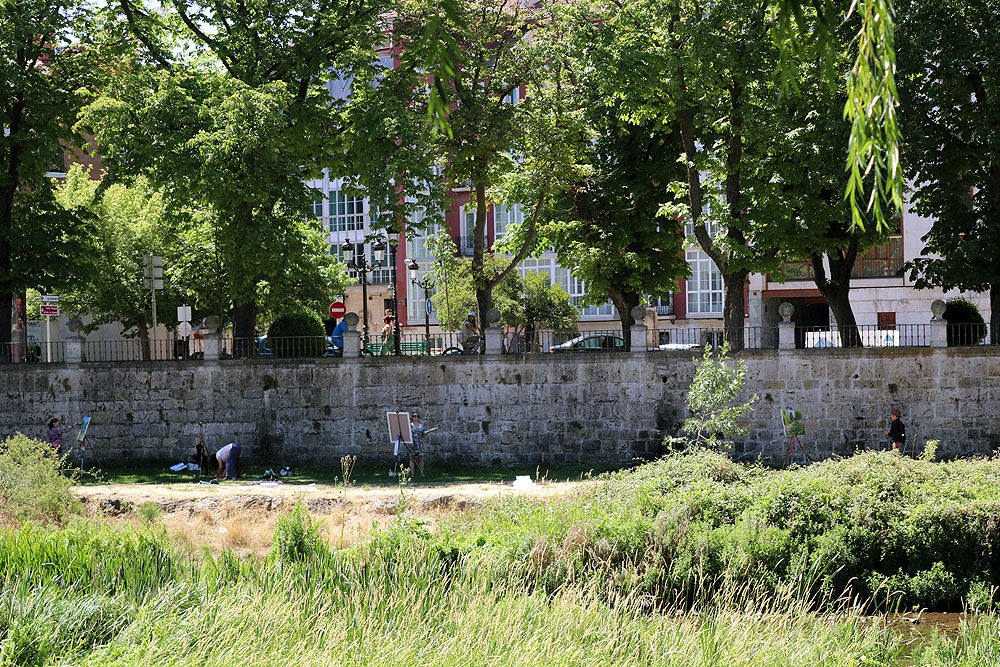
[266,311,326,357]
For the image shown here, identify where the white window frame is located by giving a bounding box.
[329,188,366,233]
[493,203,523,240]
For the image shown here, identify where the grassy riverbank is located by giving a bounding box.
[3,434,1000,666]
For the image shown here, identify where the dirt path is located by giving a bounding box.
[75,478,590,556]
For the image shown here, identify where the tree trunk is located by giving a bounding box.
[991,283,1000,345]
[233,301,257,358]
[810,237,862,347]
[608,287,640,351]
[722,270,747,351]
[471,181,489,333]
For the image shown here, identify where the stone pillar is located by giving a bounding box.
[203,333,220,361]
[930,299,948,348]
[630,305,648,351]
[778,302,795,350]
[65,336,83,364]
[343,312,361,357]
[485,325,503,355]
[485,307,503,355]
[344,330,361,357]
[630,324,647,351]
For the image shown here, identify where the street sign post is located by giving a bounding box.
[330,301,346,319]
[40,297,60,362]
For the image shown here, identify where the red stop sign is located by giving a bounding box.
[329,301,346,318]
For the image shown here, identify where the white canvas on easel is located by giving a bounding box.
[387,412,413,456]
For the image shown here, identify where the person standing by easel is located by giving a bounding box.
[408,412,427,476]
[46,417,74,455]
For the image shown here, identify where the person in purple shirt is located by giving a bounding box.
[46,417,74,454]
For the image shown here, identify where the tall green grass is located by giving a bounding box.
[5,448,1000,665]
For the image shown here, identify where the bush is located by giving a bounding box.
[0,433,81,524]
[270,501,326,564]
[944,297,987,346]
[266,311,326,357]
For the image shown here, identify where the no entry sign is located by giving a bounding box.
[329,301,346,318]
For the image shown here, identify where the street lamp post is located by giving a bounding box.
[406,258,434,344]
[387,230,402,356]
[341,238,386,355]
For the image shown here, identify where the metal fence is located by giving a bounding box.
[0,323,996,365]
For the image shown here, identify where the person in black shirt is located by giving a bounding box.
[883,409,906,450]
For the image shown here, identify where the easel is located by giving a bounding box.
[194,421,208,480]
[780,408,811,465]
[76,416,100,469]
[785,434,811,465]
[386,411,413,477]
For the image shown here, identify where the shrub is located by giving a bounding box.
[0,433,81,524]
[271,501,326,564]
[943,297,987,346]
[266,311,326,357]
[681,343,758,447]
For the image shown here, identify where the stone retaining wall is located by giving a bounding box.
[1,347,997,467]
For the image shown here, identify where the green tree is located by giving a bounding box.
[897,0,1000,343]
[82,0,385,353]
[494,270,578,352]
[54,166,173,351]
[533,11,690,345]
[426,231,476,332]
[0,0,96,353]
[750,31,889,347]
[425,0,904,235]
[345,0,571,330]
[584,0,790,350]
[682,342,758,446]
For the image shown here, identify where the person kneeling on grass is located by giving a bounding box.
[215,441,242,480]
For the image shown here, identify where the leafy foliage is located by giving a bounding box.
[0,434,81,524]
[897,0,1000,342]
[81,0,379,343]
[943,297,987,347]
[0,0,98,348]
[267,311,326,357]
[681,343,758,446]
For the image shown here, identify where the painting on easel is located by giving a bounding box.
[781,408,805,436]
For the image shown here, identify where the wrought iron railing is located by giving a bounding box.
[2,322,994,365]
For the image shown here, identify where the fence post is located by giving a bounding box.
[778,302,795,350]
[930,299,948,348]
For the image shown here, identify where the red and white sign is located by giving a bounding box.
[329,301,346,318]
[40,305,59,316]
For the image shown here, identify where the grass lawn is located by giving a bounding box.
[76,457,621,488]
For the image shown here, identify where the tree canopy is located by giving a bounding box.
[897,0,1000,342]
[0,0,96,353]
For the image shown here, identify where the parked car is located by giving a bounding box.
[549,334,626,353]
[658,343,702,350]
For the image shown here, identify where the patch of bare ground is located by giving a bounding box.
[75,479,591,557]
